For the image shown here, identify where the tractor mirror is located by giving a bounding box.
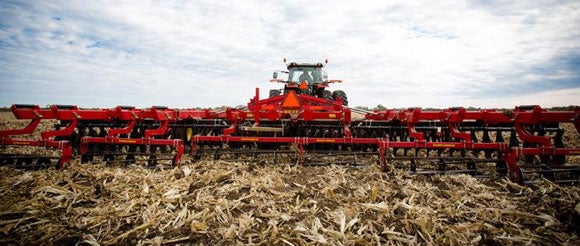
[273,71,278,79]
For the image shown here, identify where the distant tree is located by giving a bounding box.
[355,106,371,111]
[549,105,578,111]
[466,106,481,111]
[375,104,387,111]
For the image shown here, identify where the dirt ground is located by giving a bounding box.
[0,111,16,120]
[1,112,579,245]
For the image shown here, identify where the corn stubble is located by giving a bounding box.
[0,160,578,245]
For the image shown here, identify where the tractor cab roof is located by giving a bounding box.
[287,62,324,70]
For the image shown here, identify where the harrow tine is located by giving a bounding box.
[213,149,221,160]
[471,131,478,143]
[149,145,158,166]
[147,154,158,167]
[0,155,61,170]
[438,158,446,172]
[496,129,504,143]
[509,130,519,147]
[126,146,136,164]
[496,161,508,176]
[467,159,476,173]
[519,165,580,185]
[386,155,505,177]
[79,134,183,168]
[541,166,556,182]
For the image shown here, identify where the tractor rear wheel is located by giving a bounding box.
[321,90,333,101]
[333,90,348,106]
[269,89,281,98]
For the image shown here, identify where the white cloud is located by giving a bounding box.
[0,0,578,108]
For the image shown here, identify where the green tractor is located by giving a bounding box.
[269,60,348,106]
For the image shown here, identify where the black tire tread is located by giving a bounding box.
[269,89,281,98]
[332,90,348,106]
[321,90,333,101]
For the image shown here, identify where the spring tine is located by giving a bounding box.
[496,129,504,143]
[509,130,519,147]
[482,128,491,143]
[431,130,439,142]
[552,129,566,165]
[537,125,546,137]
[523,141,535,164]
[471,131,478,143]
[554,129,565,148]
[444,129,451,142]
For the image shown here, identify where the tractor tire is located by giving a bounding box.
[333,90,348,106]
[269,89,281,98]
[321,90,333,101]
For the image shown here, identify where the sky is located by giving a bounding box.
[0,0,579,109]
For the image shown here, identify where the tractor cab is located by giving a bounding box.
[270,60,347,105]
[272,62,328,95]
[287,63,325,85]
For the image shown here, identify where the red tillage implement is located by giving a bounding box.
[1,60,579,184]
[0,105,72,169]
[1,105,185,168]
[77,106,184,167]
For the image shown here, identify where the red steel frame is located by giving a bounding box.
[67,106,186,166]
[1,105,191,168]
[2,91,579,183]
[0,105,72,168]
[190,90,580,183]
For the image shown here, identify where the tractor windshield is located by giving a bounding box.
[288,67,322,84]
